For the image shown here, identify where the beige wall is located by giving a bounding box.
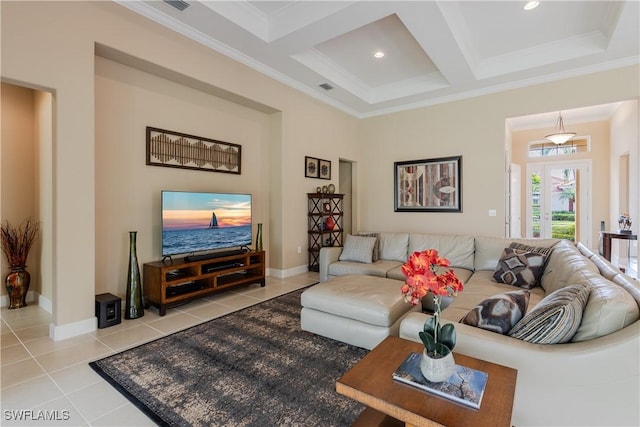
[359,69,639,238]
[1,1,638,338]
[1,1,359,336]
[94,56,272,296]
[2,2,96,333]
[33,90,54,306]
[511,120,611,246]
[610,100,640,262]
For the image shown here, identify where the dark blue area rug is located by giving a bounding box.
[89,288,368,426]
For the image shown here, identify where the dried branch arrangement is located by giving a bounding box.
[0,218,39,267]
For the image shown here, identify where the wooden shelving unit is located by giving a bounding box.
[308,193,344,271]
[143,251,265,316]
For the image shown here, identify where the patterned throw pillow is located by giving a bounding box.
[493,247,549,289]
[460,290,530,334]
[338,235,377,264]
[508,284,591,344]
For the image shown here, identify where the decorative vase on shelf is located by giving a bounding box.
[618,214,632,233]
[420,349,455,382]
[125,231,144,319]
[325,216,335,231]
[256,223,263,252]
[5,266,30,309]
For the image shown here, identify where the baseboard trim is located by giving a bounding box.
[3,266,310,340]
[50,316,97,341]
[268,264,309,279]
[38,294,53,314]
[0,290,50,312]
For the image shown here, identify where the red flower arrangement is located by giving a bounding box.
[400,249,464,306]
[401,249,464,357]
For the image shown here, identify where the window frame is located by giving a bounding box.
[527,136,591,158]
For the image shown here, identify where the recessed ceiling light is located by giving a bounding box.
[373,51,385,59]
[524,1,539,11]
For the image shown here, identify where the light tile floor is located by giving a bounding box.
[1,272,319,426]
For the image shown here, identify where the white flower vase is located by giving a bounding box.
[420,349,455,382]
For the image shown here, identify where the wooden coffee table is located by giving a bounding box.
[336,336,517,427]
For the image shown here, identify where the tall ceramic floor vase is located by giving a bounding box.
[125,231,144,319]
[256,223,263,252]
[5,266,30,309]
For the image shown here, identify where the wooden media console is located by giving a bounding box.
[143,250,266,316]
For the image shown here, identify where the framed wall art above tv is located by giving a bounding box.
[146,127,241,174]
[394,156,462,212]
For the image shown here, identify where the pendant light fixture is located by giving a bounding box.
[545,111,576,145]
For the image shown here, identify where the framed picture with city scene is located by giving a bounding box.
[394,156,462,212]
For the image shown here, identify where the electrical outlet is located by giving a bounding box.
[488,209,497,217]
[297,246,302,254]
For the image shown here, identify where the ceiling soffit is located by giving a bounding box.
[115,1,640,118]
[292,13,449,104]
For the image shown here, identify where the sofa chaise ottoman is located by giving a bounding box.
[314,232,640,427]
[300,275,421,350]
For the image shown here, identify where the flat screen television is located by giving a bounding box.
[161,191,252,257]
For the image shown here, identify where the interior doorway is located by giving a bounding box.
[1,82,53,316]
[619,154,630,216]
[508,163,522,238]
[339,159,354,235]
[617,154,637,274]
[526,160,591,246]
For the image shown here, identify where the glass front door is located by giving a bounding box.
[526,161,591,245]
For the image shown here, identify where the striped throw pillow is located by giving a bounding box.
[509,242,554,257]
[338,234,377,264]
[508,284,591,344]
[357,233,380,262]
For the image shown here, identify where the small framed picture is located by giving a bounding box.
[319,159,331,180]
[305,156,319,178]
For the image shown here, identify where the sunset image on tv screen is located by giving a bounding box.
[161,191,252,256]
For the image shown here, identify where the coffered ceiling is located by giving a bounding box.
[117,1,639,118]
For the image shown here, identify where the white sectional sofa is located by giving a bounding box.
[313,232,640,427]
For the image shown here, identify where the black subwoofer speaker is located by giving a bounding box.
[95,293,121,329]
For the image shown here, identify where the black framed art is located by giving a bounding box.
[305,156,319,178]
[319,159,331,180]
[146,127,241,174]
[394,156,462,212]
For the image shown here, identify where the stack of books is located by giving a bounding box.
[392,352,488,410]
